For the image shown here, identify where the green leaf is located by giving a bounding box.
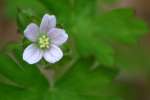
[0,54,47,87]
[38,0,97,27]
[0,53,49,100]
[0,45,121,100]
[96,8,148,44]
[45,59,121,100]
[17,9,33,32]
[5,0,46,19]
[71,8,148,67]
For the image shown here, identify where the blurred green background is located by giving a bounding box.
[0,0,150,100]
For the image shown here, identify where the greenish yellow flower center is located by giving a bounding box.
[38,35,50,49]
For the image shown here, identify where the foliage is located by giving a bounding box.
[1,0,149,100]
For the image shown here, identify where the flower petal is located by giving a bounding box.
[48,28,68,46]
[24,23,39,42]
[23,44,43,64]
[40,14,56,33]
[44,45,63,63]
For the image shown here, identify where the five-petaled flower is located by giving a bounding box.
[23,14,68,64]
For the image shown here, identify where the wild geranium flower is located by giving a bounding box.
[23,14,68,64]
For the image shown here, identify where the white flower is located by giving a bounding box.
[23,14,68,64]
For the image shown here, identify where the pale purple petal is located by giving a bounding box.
[44,45,63,63]
[24,23,39,42]
[48,28,68,46]
[40,14,56,33]
[23,44,43,64]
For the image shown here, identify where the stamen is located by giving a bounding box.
[38,35,50,49]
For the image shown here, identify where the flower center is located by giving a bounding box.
[38,35,50,49]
